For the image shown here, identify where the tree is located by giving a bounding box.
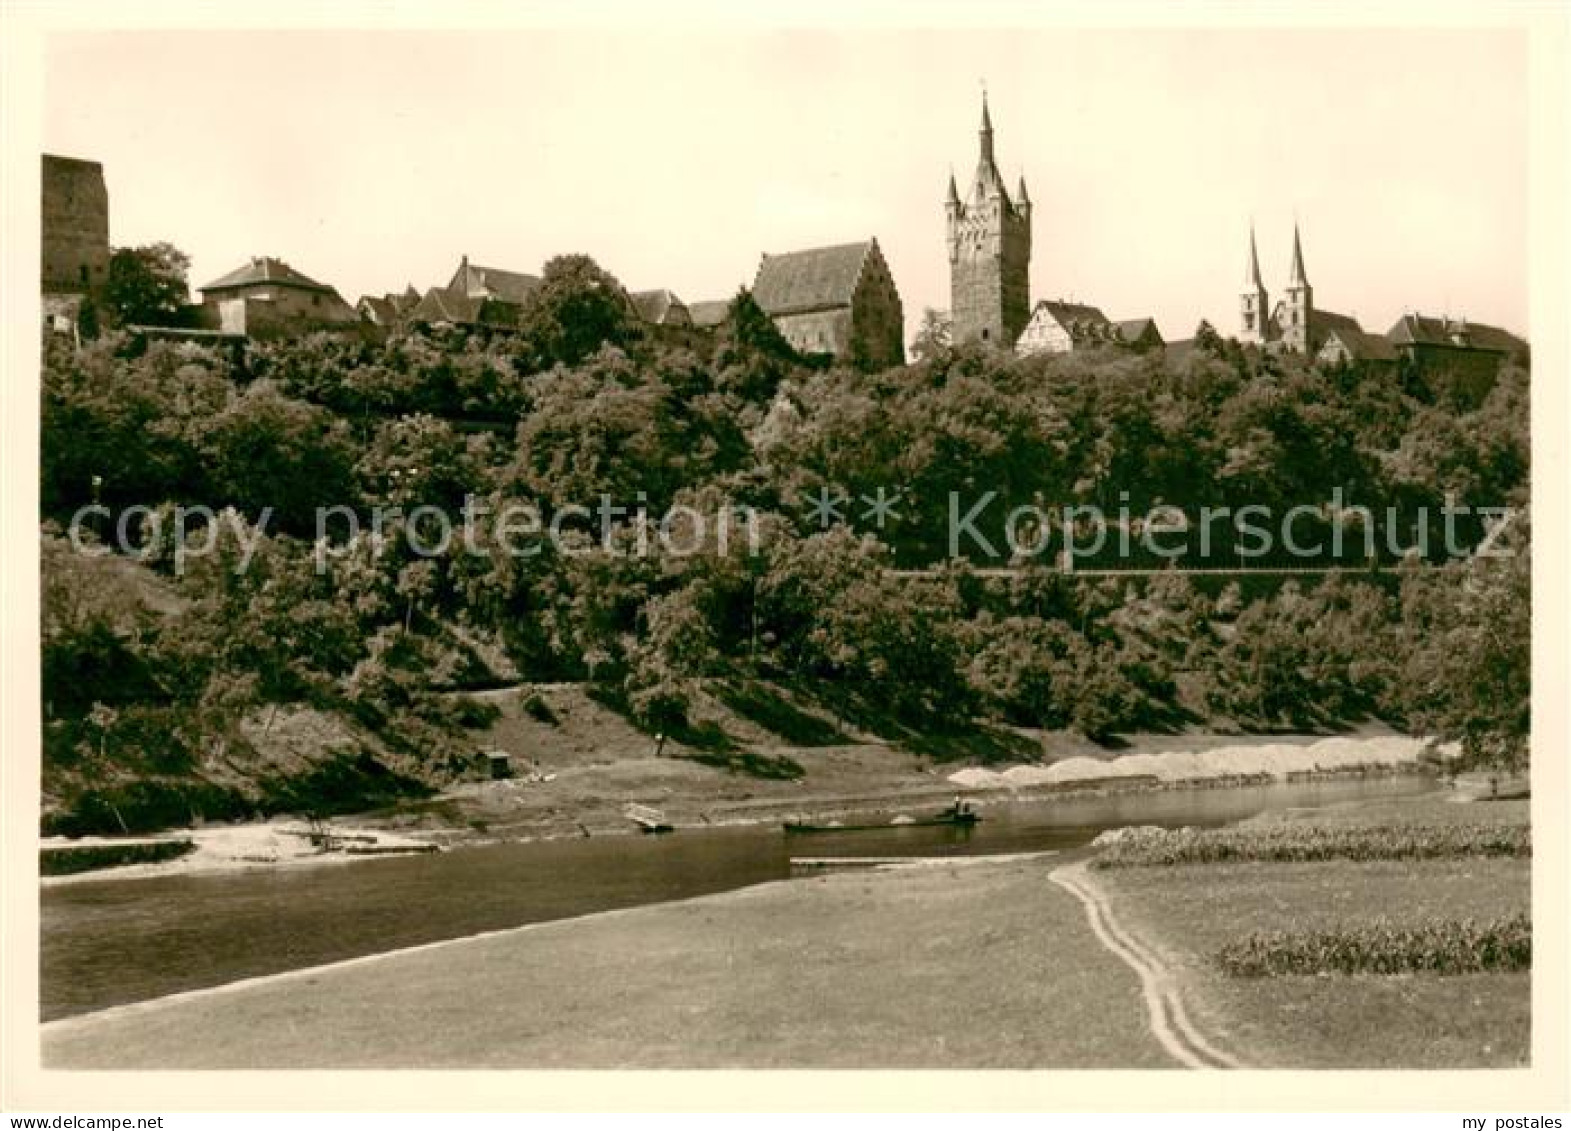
[518,254,637,368]
[716,288,796,363]
[714,288,802,401]
[910,307,953,363]
[624,588,720,733]
[1194,319,1224,356]
[1400,543,1530,776]
[102,243,191,327]
[202,381,359,535]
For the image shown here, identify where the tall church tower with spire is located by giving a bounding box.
[1239,226,1270,345]
[1278,223,1313,353]
[947,94,1032,348]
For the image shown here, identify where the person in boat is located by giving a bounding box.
[950,796,973,819]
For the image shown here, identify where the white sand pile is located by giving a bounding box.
[42,819,437,884]
[949,734,1428,792]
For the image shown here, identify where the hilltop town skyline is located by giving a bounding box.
[42,28,1529,345]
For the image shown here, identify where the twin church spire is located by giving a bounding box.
[1240,222,1313,350]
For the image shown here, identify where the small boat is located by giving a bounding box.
[625,803,675,834]
[783,804,980,834]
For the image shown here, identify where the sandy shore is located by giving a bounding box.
[40,820,437,886]
[947,733,1434,790]
[39,731,1436,885]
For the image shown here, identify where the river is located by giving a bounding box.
[42,774,1437,1022]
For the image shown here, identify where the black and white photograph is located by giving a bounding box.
[2,0,1566,1116]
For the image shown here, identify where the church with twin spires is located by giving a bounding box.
[1240,222,1319,353]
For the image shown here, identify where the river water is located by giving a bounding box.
[42,774,1437,1021]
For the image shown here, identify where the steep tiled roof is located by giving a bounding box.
[408,286,483,325]
[753,241,876,316]
[1319,321,1398,362]
[1034,300,1111,328]
[201,257,334,293]
[359,290,422,324]
[688,300,731,328]
[357,295,399,324]
[449,259,541,304]
[1307,308,1365,350]
[630,288,689,325]
[1386,313,1527,356]
[1114,317,1162,344]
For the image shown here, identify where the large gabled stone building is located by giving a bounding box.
[1387,313,1528,403]
[752,238,904,370]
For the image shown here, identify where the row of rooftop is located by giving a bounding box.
[187,245,1529,378]
[42,150,1527,387]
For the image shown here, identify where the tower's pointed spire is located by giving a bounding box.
[946,170,960,204]
[1244,224,1264,289]
[1016,174,1030,204]
[979,89,995,165]
[1287,222,1308,287]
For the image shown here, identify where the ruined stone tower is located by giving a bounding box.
[41,154,109,294]
[947,94,1032,348]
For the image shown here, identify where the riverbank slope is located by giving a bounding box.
[43,786,1523,1071]
[44,852,1174,1070]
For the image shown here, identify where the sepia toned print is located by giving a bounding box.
[17,15,1551,1101]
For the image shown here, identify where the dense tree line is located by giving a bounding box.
[39,254,1531,830]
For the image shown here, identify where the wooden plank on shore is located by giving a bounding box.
[791,857,914,867]
[790,851,1058,869]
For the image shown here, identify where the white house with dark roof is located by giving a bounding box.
[752,238,904,370]
[1016,300,1161,356]
[1015,300,1115,355]
[198,256,358,338]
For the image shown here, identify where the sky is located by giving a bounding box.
[41,25,1530,344]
